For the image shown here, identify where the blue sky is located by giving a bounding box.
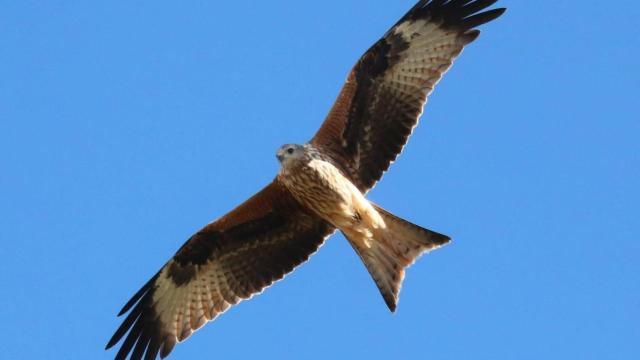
[1,0,638,359]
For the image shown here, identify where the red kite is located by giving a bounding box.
[107,1,505,359]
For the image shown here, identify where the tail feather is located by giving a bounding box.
[344,204,450,312]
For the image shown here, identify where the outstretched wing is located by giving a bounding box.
[106,181,334,360]
[311,0,505,191]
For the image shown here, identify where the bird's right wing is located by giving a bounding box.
[311,0,505,192]
[106,181,334,360]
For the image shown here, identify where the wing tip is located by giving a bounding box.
[460,7,506,30]
[397,0,506,32]
[117,272,160,317]
[107,272,169,360]
[105,339,117,351]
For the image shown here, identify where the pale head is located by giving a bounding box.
[276,144,306,165]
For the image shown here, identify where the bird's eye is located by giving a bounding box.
[287,148,294,154]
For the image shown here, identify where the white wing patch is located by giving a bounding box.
[148,226,333,353]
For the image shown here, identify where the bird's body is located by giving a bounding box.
[106,1,505,359]
[277,144,384,247]
[275,142,449,310]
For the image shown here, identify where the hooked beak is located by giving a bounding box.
[276,152,284,162]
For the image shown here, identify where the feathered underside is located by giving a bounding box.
[312,0,505,192]
[107,1,504,359]
[106,181,334,359]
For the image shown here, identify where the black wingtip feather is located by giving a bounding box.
[396,0,505,30]
[107,271,168,360]
[114,312,146,360]
[450,0,475,7]
[106,274,158,349]
[145,337,162,360]
[131,330,152,360]
[459,0,499,17]
[106,306,142,349]
[460,8,506,29]
[117,273,159,316]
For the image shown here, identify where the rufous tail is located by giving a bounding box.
[343,204,450,312]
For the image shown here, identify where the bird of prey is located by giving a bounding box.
[106,1,505,359]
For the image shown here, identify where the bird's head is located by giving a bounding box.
[276,143,305,165]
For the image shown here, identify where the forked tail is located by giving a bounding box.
[343,204,450,311]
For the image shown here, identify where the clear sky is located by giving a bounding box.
[1,1,638,359]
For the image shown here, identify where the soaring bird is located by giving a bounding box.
[106,1,505,359]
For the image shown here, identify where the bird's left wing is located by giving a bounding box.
[311,0,505,192]
[106,181,334,360]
